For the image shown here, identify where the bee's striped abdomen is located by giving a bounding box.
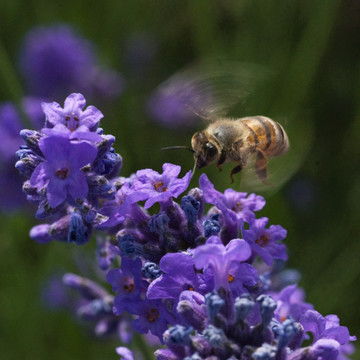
[241,116,289,157]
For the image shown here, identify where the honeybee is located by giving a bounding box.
[191,116,289,184]
[156,60,308,190]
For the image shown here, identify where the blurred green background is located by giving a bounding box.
[0,0,359,359]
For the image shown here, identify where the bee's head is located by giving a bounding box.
[191,131,220,168]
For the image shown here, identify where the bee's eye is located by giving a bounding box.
[205,142,217,158]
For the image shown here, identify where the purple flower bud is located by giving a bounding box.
[234,293,255,322]
[19,129,43,155]
[29,224,52,243]
[271,317,299,351]
[15,151,43,178]
[257,295,277,328]
[68,211,91,245]
[87,175,115,199]
[117,233,145,258]
[154,349,179,360]
[163,325,193,346]
[202,325,227,350]
[181,196,200,225]
[149,213,170,234]
[63,273,109,300]
[205,291,225,324]
[96,236,116,271]
[116,346,134,360]
[203,214,220,238]
[251,343,277,360]
[48,215,71,242]
[177,291,207,331]
[142,262,163,280]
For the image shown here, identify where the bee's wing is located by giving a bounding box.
[237,115,314,195]
[153,59,269,122]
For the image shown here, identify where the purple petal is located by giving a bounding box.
[69,141,98,168]
[80,105,104,128]
[225,238,252,262]
[30,162,49,188]
[47,178,67,207]
[41,101,65,125]
[38,136,70,162]
[63,93,86,113]
[29,224,52,243]
[162,162,181,178]
[41,124,71,137]
[67,171,89,200]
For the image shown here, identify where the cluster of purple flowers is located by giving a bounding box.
[16,93,122,245]
[16,94,356,360]
[1,24,124,212]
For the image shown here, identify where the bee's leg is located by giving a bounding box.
[255,151,270,184]
[230,164,242,184]
[216,151,227,172]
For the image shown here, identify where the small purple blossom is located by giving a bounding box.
[199,173,265,223]
[270,284,313,322]
[132,163,192,209]
[147,252,206,303]
[192,237,254,291]
[131,298,175,339]
[30,136,98,208]
[107,257,148,315]
[300,310,356,345]
[243,217,288,266]
[41,93,103,132]
[98,181,145,229]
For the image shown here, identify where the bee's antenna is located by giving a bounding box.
[161,145,195,153]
